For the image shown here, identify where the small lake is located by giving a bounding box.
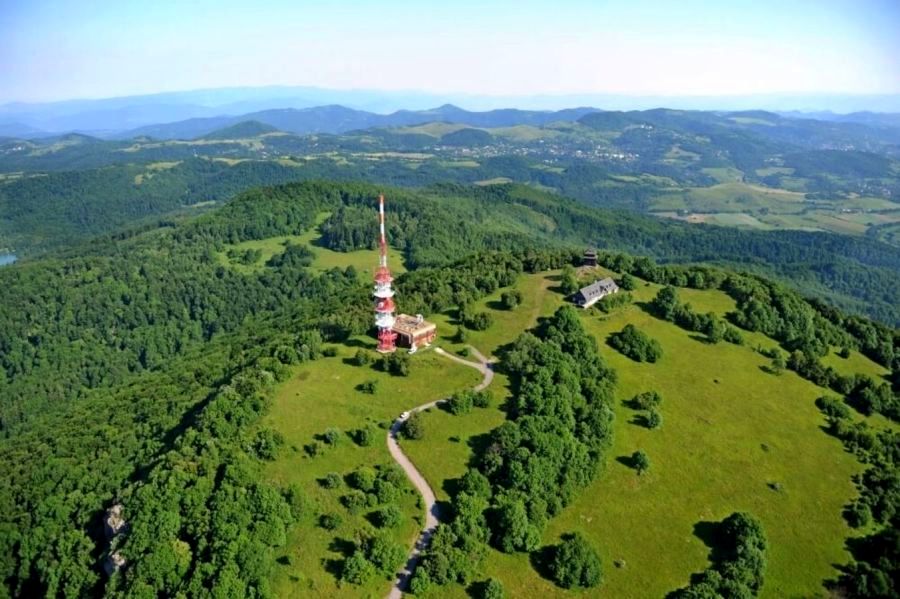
[0,253,16,266]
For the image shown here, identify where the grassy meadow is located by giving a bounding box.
[261,344,481,597]
[245,236,887,598]
[218,212,408,275]
[405,271,882,599]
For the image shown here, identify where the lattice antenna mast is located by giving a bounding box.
[379,194,388,268]
[373,194,397,353]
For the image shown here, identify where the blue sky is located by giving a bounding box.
[1,0,898,102]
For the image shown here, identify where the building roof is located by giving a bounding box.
[392,313,436,336]
[576,277,619,301]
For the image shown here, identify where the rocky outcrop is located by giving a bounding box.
[103,503,128,576]
[104,503,127,540]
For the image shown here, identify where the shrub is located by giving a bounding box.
[464,311,494,331]
[352,349,373,366]
[844,501,872,528]
[352,426,376,447]
[323,427,342,445]
[549,533,603,589]
[501,289,523,310]
[815,395,851,419]
[319,513,342,530]
[322,346,339,357]
[447,390,475,415]
[304,441,323,457]
[646,409,662,430]
[632,450,650,475]
[409,567,433,594]
[321,471,342,489]
[381,352,411,376]
[371,505,403,529]
[373,479,399,504]
[596,291,632,313]
[632,391,662,410]
[402,412,424,440]
[560,264,579,296]
[619,273,637,291]
[472,390,492,408]
[341,551,375,584]
[723,326,744,345]
[357,379,378,394]
[251,428,284,460]
[482,578,505,599]
[608,324,662,363]
[769,349,786,374]
[360,533,406,577]
[348,467,377,492]
[341,490,368,514]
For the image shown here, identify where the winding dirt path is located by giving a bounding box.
[385,346,494,598]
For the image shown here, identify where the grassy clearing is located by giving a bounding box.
[654,211,774,229]
[493,125,561,142]
[701,166,744,183]
[437,160,480,168]
[394,123,468,137]
[821,346,889,381]
[261,344,482,597]
[408,272,873,599]
[217,212,408,275]
[474,177,513,186]
[755,167,794,177]
[650,182,805,214]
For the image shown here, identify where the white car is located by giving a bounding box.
[400,411,410,420]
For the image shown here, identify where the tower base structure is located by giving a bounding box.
[376,327,397,353]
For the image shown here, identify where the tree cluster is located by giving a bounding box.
[669,512,768,598]
[411,306,616,590]
[650,286,743,345]
[609,324,663,363]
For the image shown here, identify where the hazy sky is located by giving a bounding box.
[1,0,899,102]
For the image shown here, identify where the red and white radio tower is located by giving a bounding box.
[373,194,397,353]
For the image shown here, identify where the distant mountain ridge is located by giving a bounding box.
[199,120,279,140]
[4,85,900,137]
[115,104,601,140]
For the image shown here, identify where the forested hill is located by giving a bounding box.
[3,159,900,324]
[0,179,897,598]
[195,180,900,323]
[4,178,899,430]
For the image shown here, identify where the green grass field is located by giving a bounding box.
[647,180,900,238]
[250,240,888,598]
[217,212,408,275]
[404,272,883,599]
[261,344,481,597]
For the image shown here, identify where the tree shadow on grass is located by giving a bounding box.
[528,544,557,584]
[663,520,729,597]
[622,397,642,410]
[486,299,507,311]
[323,536,356,580]
[692,520,729,565]
[327,537,355,557]
[442,476,462,499]
[634,301,657,316]
[341,337,373,350]
[615,454,636,469]
[629,413,651,428]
